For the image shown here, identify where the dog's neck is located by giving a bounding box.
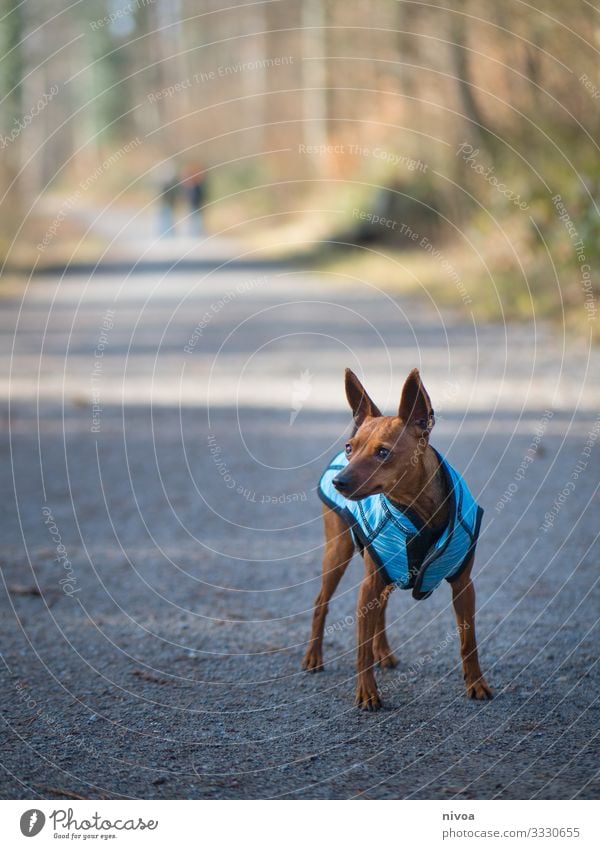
[386,445,450,530]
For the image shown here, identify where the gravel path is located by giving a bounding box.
[1,220,598,799]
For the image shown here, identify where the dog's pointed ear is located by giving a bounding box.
[345,369,382,427]
[398,369,435,434]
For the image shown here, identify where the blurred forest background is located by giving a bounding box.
[0,0,598,332]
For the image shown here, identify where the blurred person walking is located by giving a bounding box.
[157,162,180,237]
[184,164,207,236]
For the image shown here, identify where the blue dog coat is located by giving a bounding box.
[318,449,483,599]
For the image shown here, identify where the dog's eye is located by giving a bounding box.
[376,446,390,460]
[345,443,352,456]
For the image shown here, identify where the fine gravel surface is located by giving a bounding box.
[1,224,598,800]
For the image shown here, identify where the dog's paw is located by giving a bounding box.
[302,648,324,673]
[355,678,382,711]
[465,677,493,700]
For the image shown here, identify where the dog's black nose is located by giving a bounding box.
[332,475,351,492]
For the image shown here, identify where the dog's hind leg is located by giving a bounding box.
[372,585,398,668]
[302,506,354,672]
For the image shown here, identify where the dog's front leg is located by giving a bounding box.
[451,557,492,700]
[302,507,354,672]
[355,555,386,710]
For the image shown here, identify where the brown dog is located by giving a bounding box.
[303,368,492,710]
